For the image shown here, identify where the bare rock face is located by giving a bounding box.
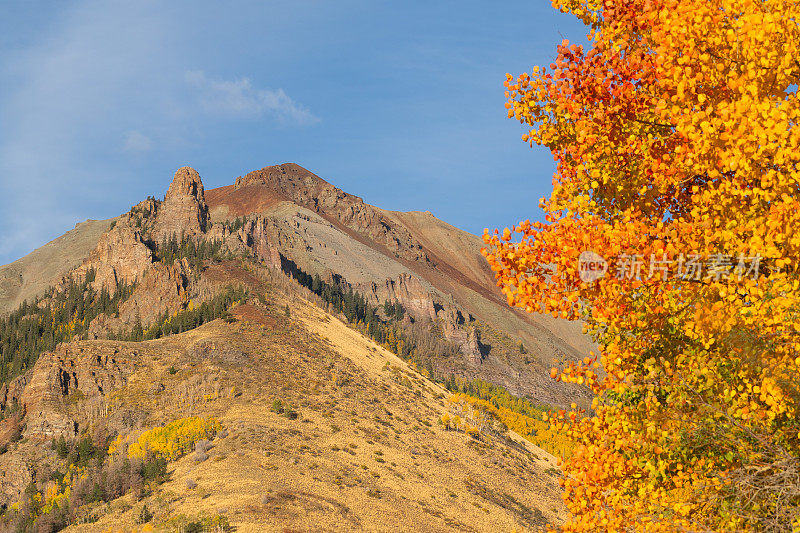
[0,375,27,412]
[462,327,487,365]
[117,260,191,324]
[154,166,209,242]
[87,260,192,338]
[20,344,139,439]
[68,167,208,299]
[440,314,486,366]
[67,198,157,295]
[363,273,438,321]
[0,448,32,507]
[80,224,153,293]
[239,217,283,269]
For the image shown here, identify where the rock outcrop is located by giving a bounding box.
[462,327,487,365]
[67,197,158,295]
[238,217,284,269]
[74,168,208,287]
[0,376,27,412]
[76,223,154,293]
[0,448,33,508]
[20,343,139,439]
[87,260,192,338]
[154,166,209,242]
[363,273,439,322]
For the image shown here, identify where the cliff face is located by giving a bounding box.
[74,222,153,293]
[362,273,439,322]
[0,343,142,506]
[20,343,140,440]
[86,261,192,339]
[48,169,209,339]
[67,167,208,295]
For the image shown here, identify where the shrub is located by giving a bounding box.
[140,456,168,482]
[136,504,153,524]
[283,405,298,420]
[54,435,69,458]
[123,417,222,462]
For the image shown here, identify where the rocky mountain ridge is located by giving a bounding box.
[3,164,591,403]
[229,163,430,264]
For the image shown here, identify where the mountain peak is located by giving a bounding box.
[233,162,342,199]
[167,166,205,202]
[155,166,209,240]
[212,163,436,265]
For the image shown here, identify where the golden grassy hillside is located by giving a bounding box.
[59,295,565,532]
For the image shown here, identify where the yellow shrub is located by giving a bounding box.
[122,416,222,461]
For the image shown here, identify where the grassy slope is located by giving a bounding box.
[0,218,115,316]
[63,296,565,532]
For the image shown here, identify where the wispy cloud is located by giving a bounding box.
[185,70,319,125]
[122,130,153,152]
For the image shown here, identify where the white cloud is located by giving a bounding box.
[185,70,319,125]
[122,131,153,152]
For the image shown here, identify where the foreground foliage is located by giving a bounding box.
[484,0,800,530]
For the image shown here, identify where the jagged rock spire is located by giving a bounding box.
[154,166,209,241]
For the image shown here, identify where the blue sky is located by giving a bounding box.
[0,1,589,265]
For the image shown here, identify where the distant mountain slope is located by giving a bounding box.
[205,163,594,403]
[379,209,494,291]
[0,164,592,405]
[0,218,115,315]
